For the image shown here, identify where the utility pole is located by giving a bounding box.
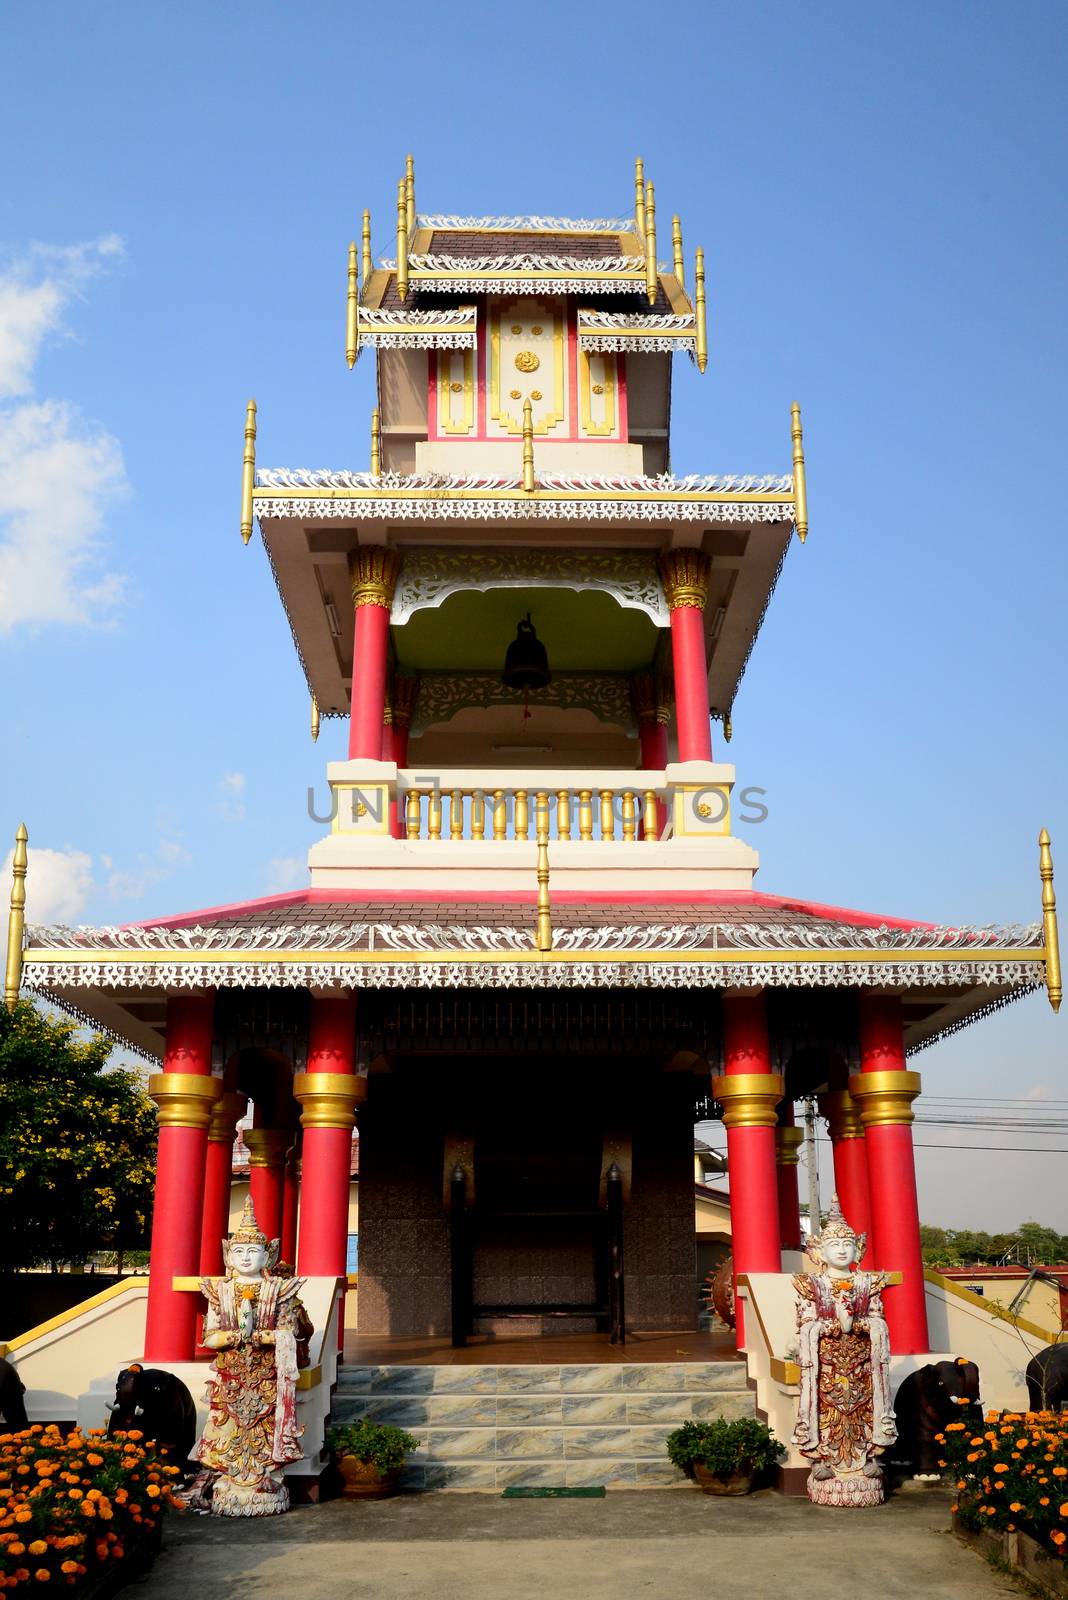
[803,1095,821,1238]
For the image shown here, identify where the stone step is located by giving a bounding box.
[400,1457,691,1491]
[331,1388,754,1428]
[335,1361,746,1397]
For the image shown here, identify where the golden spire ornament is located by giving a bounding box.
[240,399,257,545]
[311,694,320,744]
[644,179,657,305]
[1040,828,1062,1013]
[791,401,808,544]
[522,397,535,493]
[672,214,685,289]
[396,179,409,301]
[694,247,708,374]
[535,793,552,954]
[634,157,646,238]
[346,241,359,368]
[4,823,27,1012]
[362,209,373,285]
[405,153,416,233]
[370,407,381,477]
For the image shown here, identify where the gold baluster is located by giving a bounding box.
[600,789,616,841]
[405,789,421,840]
[427,789,442,841]
[370,407,381,477]
[493,790,508,840]
[240,399,257,545]
[471,791,486,841]
[556,790,571,840]
[449,789,464,840]
[643,789,659,841]
[622,791,637,841]
[791,401,808,544]
[578,790,593,842]
[535,792,552,954]
[695,246,708,374]
[514,790,529,842]
[522,397,535,494]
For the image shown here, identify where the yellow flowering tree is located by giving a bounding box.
[0,1002,157,1271]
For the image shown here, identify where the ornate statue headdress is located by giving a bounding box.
[229,1193,268,1247]
[805,1192,866,1266]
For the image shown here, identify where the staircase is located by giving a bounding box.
[331,1360,754,1490]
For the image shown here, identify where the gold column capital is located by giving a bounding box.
[658,550,710,611]
[710,1072,784,1129]
[349,546,401,610]
[818,1087,865,1142]
[293,1071,366,1130]
[243,1127,292,1169]
[208,1089,247,1145]
[148,1072,221,1130]
[4,822,28,1012]
[847,1069,922,1127]
[775,1126,804,1166]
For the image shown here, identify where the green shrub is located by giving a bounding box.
[326,1420,419,1473]
[665,1417,783,1479]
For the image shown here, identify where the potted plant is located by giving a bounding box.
[666,1416,783,1496]
[326,1420,420,1500]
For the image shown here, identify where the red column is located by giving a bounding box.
[295,996,363,1279]
[774,1104,803,1251]
[632,674,671,838]
[245,1125,289,1244]
[348,548,400,759]
[145,995,218,1361]
[658,552,712,762]
[390,673,417,840]
[281,1152,299,1268]
[712,993,783,1343]
[817,1087,872,1262]
[198,1090,244,1278]
[851,994,928,1353]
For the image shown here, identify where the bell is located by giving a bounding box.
[502,613,551,693]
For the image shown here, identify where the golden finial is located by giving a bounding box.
[535,793,552,954]
[694,247,708,374]
[791,401,808,544]
[370,407,381,477]
[311,694,320,744]
[346,241,359,369]
[240,399,257,545]
[405,154,416,233]
[396,180,408,301]
[634,157,646,238]
[522,397,535,493]
[724,712,732,743]
[4,824,27,1012]
[361,209,373,286]
[672,215,684,289]
[1040,829,1062,1013]
[644,180,657,305]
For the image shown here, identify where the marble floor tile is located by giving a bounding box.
[562,1427,633,1459]
[336,1396,432,1427]
[427,1394,499,1425]
[626,1424,677,1457]
[425,1366,500,1394]
[496,1366,562,1392]
[561,1394,628,1425]
[625,1393,699,1424]
[368,1366,436,1394]
[559,1365,623,1393]
[496,1395,563,1426]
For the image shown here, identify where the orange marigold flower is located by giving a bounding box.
[33,1572,49,1583]
[1061,1502,1068,1517]
[26,1545,45,1558]
[993,1463,1009,1473]
[59,1564,76,1577]
[1040,1496,1051,1506]
[14,1512,32,1525]
[84,1457,102,1469]
[1051,1530,1066,1547]
[145,1486,159,1500]
[1010,1502,1023,1513]
[8,1543,25,1556]
[1054,1467,1068,1477]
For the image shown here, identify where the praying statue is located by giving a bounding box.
[189,1196,312,1516]
[791,1194,896,1507]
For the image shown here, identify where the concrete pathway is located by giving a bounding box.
[143,1486,1020,1600]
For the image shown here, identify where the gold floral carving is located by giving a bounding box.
[514,350,541,373]
[592,383,604,395]
[349,547,402,610]
[450,382,463,393]
[531,325,544,336]
[658,549,711,611]
[531,389,542,401]
[510,389,521,400]
[510,324,522,334]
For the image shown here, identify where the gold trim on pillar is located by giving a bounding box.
[4,822,28,1012]
[818,1087,865,1141]
[293,1071,365,1130]
[658,550,710,611]
[208,1089,247,1145]
[148,1073,221,1130]
[774,1126,803,1166]
[349,547,401,610]
[710,1072,784,1128]
[847,1069,922,1127]
[243,1127,292,1170]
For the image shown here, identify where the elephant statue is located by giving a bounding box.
[106,1363,197,1470]
[892,1358,982,1477]
[1026,1343,1068,1411]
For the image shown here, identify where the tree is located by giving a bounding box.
[0,1001,157,1271]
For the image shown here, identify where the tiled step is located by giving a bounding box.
[330,1362,754,1490]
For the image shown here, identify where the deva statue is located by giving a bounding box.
[791,1195,896,1507]
[190,1196,312,1516]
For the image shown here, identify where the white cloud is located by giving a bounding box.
[216,771,247,823]
[105,835,191,904]
[1,844,94,925]
[266,855,306,892]
[0,236,127,633]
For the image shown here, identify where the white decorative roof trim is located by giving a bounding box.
[22,959,1046,996]
[255,469,792,494]
[392,253,645,273]
[580,334,697,355]
[357,304,478,351]
[257,498,792,526]
[417,216,638,234]
[360,330,477,350]
[392,548,667,626]
[578,308,696,356]
[578,311,695,331]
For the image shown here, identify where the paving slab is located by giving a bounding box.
[142,1486,1022,1600]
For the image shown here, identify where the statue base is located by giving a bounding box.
[211,1475,291,1518]
[807,1470,885,1508]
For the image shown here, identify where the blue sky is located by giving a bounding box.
[1,1,1065,1231]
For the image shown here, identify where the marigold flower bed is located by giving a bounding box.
[936,1409,1068,1572]
[0,1424,180,1592]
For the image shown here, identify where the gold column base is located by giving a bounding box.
[847,1069,922,1127]
[710,1072,784,1128]
[293,1071,366,1130]
[148,1072,221,1130]
[817,1088,865,1142]
[774,1126,804,1166]
[243,1127,293,1169]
